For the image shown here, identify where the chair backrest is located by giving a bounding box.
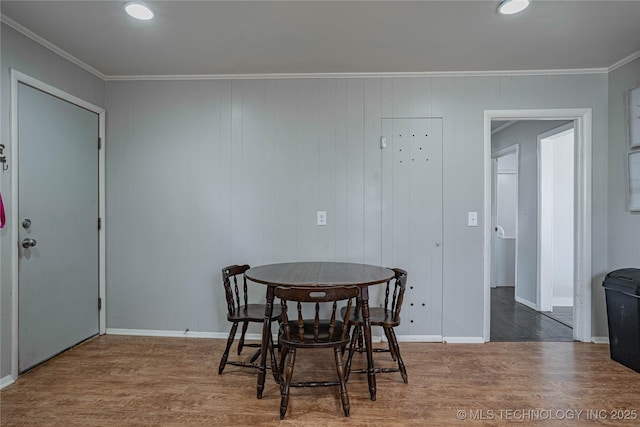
[382,268,408,322]
[221,264,251,316]
[275,286,360,344]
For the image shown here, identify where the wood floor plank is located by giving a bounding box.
[1,335,639,426]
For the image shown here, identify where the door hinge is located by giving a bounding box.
[98,297,102,311]
[98,138,102,150]
[98,217,102,230]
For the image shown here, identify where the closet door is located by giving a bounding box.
[382,118,443,336]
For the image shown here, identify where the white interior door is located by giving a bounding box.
[18,82,100,372]
[538,125,575,312]
[381,118,443,337]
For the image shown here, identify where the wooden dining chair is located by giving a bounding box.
[275,285,359,419]
[218,264,281,376]
[344,268,408,383]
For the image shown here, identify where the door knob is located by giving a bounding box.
[21,238,37,248]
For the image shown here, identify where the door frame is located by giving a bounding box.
[9,70,106,380]
[483,109,592,343]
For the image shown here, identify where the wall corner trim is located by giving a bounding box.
[1,375,15,390]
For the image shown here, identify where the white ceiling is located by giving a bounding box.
[2,1,640,78]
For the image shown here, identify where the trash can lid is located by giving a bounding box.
[603,268,640,295]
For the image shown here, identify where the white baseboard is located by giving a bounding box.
[1,375,15,390]
[392,335,443,343]
[515,295,537,310]
[107,328,225,339]
[106,329,268,341]
[106,329,486,344]
[552,297,573,307]
[591,336,610,344]
[185,331,232,339]
[443,337,485,344]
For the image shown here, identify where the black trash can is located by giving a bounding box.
[602,268,640,373]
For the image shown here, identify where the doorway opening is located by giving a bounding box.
[483,109,592,343]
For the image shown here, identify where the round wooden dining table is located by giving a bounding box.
[245,261,394,401]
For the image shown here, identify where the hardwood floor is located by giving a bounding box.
[491,287,574,342]
[2,335,639,426]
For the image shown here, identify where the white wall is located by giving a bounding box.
[0,23,105,378]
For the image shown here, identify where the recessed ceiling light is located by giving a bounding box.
[498,0,530,15]
[124,2,155,21]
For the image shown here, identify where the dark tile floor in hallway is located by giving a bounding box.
[491,287,574,342]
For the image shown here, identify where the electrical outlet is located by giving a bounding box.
[468,212,478,227]
[317,211,327,226]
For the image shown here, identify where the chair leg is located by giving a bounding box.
[277,329,282,352]
[342,324,353,355]
[278,346,289,380]
[383,327,398,361]
[388,328,408,384]
[344,325,360,382]
[268,334,279,383]
[238,320,249,355]
[356,325,364,353]
[334,347,351,417]
[280,348,296,420]
[248,348,262,364]
[218,322,239,374]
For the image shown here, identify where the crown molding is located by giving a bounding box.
[104,67,608,81]
[608,50,640,73]
[1,15,107,81]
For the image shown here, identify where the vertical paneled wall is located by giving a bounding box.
[105,72,608,340]
[105,78,387,332]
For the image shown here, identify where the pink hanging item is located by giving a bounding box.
[0,192,5,229]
